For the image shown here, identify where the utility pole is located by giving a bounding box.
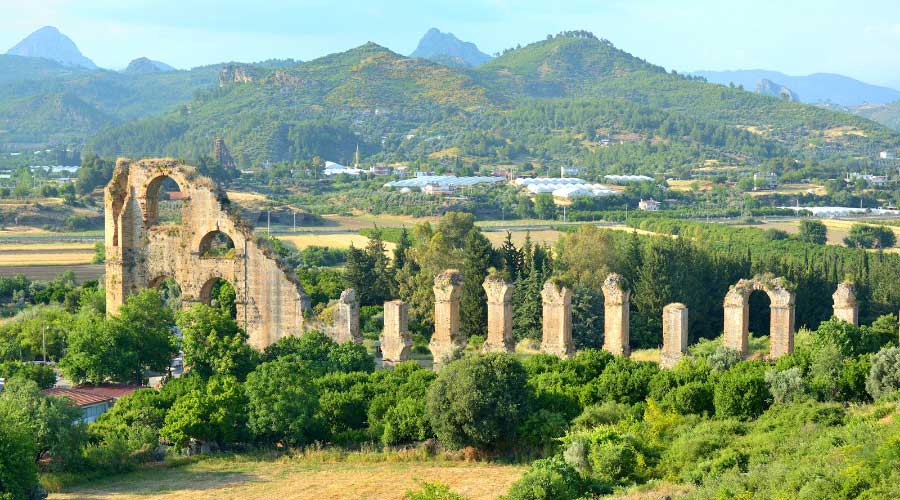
[42,321,46,363]
[293,211,296,232]
[267,208,271,236]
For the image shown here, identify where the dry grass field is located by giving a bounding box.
[49,455,526,500]
[482,229,562,248]
[742,219,900,247]
[278,233,398,252]
[0,242,95,266]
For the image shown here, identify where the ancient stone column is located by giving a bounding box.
[430,270,464,368]
[832,282,858,325]
[541,280,574,358]
[482,275,514,352]
[602,273,631,357]
[768,287,796,359]
[723,285,750,356]
[660,303,688,369]
[332,288,361,343]
[381,300,412,366]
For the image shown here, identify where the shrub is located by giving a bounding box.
[404,482,470,500]
[707,346,743,372]
[714,362,770,419]
[571,402,632,430]
[517,409,569,453]
[866,347,900,400]
[581,357,658,406]
[426,353,528,450]
[504,456,600,500]
[765,367,807,403]
[0,411,41,500]
[261,331,373,375]
[383,397,432,445]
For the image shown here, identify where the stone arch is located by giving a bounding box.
[144,174,186,227]
[148,275,184,310]
[723,275,795,358]
[198,230,236,259]
[105,158,308,350]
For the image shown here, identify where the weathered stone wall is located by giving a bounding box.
[601,273,630,357]
[381,300,412,366]
[541,280,574,358]
[723,275,795,359]
[430,270,464,368]
[332,288,361,343]
[660,303,688,368]
[832,282,858,325]
[482,275,514,352]
[105,158,309,350]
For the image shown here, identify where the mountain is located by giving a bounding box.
[6,26,97,69]
[410,28,492,68]
[86,32,900,170]
[124,57,175,74]
[693,69,900,106]
[755,78,799,102]
[853,102,900,131]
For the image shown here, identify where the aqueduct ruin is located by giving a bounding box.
[723,275,795,359]
[105,158,311,349]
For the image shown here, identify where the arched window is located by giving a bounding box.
[199,231,236,259]
[146,175,184,226]
[199,277,237,319]
[148,276,183,310]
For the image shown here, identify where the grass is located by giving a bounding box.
[48,451,526,500]
[0,243,95,266]
[277,233,398,252]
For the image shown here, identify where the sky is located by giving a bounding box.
[2,0,900,87]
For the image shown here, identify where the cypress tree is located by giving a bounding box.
[460,231,495,338]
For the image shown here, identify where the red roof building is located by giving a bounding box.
[43,384,142,423]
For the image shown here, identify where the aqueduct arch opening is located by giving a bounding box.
[105,158,309,349]
[723,275,795,359]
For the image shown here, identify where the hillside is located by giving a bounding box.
[854,101,900,131]
[694,69,900,106]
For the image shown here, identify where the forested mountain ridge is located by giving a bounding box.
[85,32,900,170]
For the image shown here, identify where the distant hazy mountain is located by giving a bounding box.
[125,57,175,74]
[6,26,97,69]
[693,69,900,106]
[410,28,491,68]
[756,78,799,102]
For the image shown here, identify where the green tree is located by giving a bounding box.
[177,304,258,380]
[244,356,320,445]
[797,220,827,245]
[533,193,557,220]
[426,353,528,450]
[866,347,900,399]
[344,245,377,305]
[160,374,248,448]
[844,223,896,249]
[0,410,40,500]
[713,362,770,419]
[459,231,495,338]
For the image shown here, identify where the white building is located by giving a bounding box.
[323,161,363,176]
[639,199,660,211]
[879,151,895,160]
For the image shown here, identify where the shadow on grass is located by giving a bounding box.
[53,469,262,498]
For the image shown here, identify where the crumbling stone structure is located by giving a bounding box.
[331,289,361,343]
[430,270,464,367]
[541,280,574,358]
[602,273,631,357]
[381,300,412,366]
[660,303,689,368]
[832,282,858,325]
[723,275,795,359]
[104,158,309,350]
[482,275,514,352]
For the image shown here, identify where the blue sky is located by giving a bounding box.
[2,0,900,87]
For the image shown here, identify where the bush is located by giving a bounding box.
[765,367,806,403]
[505,456,599,500]
[713,362,771,419]
[383,397,432,445]
[707,346,743,372]
[517,409,569,453]
[261,331,374,375]
[571,402,632,430]
[0,361,56,389]
[0,411,41,500]
[581,357,658,406]
[866,347,900,400]
[426,353,528,450]
[404,482,470,500]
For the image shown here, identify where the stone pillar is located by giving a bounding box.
[482,275,514,352]
[541,280,574,358]
[381,300,412,366]
[430,270,464,368]
[832,282,858,325]
[661,303,688,369]
[723,287,750,355]
[601,273,630,357]
[332,289,361,343]
[768,288,795,359]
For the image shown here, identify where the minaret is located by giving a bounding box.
[354,144,360,168]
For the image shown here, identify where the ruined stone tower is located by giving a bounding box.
[541,280,574,358]
[381,300,412,366]
[660,303,689,368]
[832,282,858,325]
[602,273,630,357]
[104,158,309,349]
[430,270,464,367]
[332,288,361,343]
[723,275,795,359]
[482,275,514,353]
